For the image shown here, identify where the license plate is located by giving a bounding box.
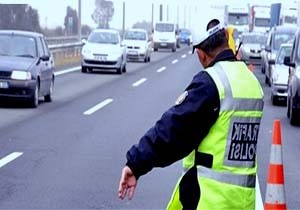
[128,50,138,55]
[94,55,107,61]
[0,81,8,89]
[160,43,167,46]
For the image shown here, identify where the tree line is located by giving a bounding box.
[0,1,152,37]
[0,0,114,37]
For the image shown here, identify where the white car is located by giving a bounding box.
[122,28,151,62]
[270,43,292,105]
[81,29,127,74]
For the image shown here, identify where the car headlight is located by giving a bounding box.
[82,48,91,56]
[243,46,250,53]
[11,71,31,80]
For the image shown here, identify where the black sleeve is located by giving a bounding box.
[126,71,220,179]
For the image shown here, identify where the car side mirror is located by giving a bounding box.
[284,56,295,68]
[268,59,275,65]
[82,39,87,45]
[40,55,50,61]
[265,46,271,52]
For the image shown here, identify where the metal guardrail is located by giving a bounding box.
[46,35,88,45]
[48,41,84,68]
[49,42,83,51]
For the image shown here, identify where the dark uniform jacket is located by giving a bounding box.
[126,49,237,179]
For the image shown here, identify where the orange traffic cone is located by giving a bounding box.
[264,119,286,210]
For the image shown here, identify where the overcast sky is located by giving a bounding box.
[0,0,298,31]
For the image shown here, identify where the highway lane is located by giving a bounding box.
[0,46,194,208]
[0,46,190,132]
[0,47,299,208]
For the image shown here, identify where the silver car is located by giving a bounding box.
[269,43,292,105]
[81,29,127,74]
[239,32,266,65]
[122,28,152,62]
[261,25,297,86]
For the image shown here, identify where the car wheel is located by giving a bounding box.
[82,66,88,73]
[116,64,122,74]
[271,93,277,105]
[144,56,147,63]
[261,63,265,73]
[148,56,151,62]
[154,48,158,52]
[29,81,39,108]
[44,78,54,102]
[172,46,176,52]
[287,96,290,118]
[265,75,269,85]
[290,98,299,125]
[122,64,127,73]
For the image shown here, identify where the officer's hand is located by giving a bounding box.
[118,166,137,200]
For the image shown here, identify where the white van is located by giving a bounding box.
[152,21,179,52]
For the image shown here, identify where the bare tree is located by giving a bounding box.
[91,0,114,29]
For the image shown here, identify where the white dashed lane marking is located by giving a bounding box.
[83,98,114,115]
[0,152,23,169]
[157,67,166,73]
[132,78,147,87]
[172,59,178,64]
[54,66,81,76]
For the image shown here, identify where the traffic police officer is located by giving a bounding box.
[118,19,264,210]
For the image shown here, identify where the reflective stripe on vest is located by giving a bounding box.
[215,63,264,112]
[197,165,256,188]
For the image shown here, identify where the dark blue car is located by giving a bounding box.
[179,29,192,45]
[0,30,55,107]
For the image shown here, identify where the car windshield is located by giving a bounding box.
[242,34,266,45]
[228,14,248,25]
[0,34,37,58]
[180,30,191,36]
[276,46,292,64]
[255,18,270,27]
[124,31,146,40]
[155,23,174,32]
[88,32,119,44]
[273,33,294,51]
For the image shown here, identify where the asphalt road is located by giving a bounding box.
[0,46,299,209]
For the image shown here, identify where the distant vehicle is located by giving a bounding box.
[224,3,250,36]
[269,43,292,105]
[261,24,297,86]
[179,29,192,45]
[271,2,298,26]
[122,28,151,62]
[249,5,271,33]
[152,21,179,52]
[239,32,266,65]
[81,29,127,74]
[0,30,55,108]
[283,28,300,125]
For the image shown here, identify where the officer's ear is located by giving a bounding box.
[196,48,209,68]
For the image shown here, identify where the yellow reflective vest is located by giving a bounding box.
[167,61,264,210]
